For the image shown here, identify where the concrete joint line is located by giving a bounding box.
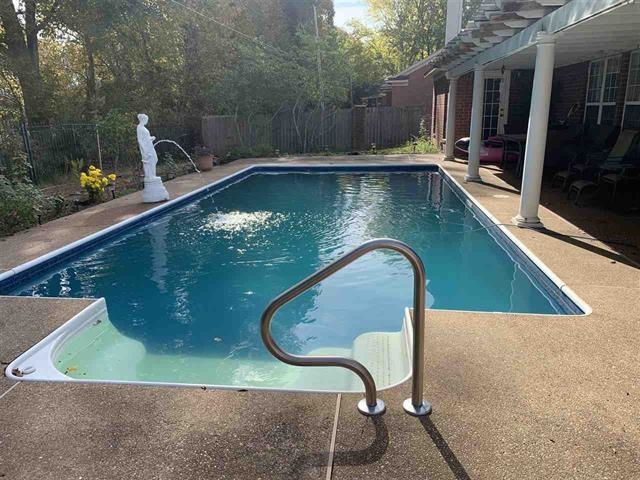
[326,394,341,480]
[0,381,20,401]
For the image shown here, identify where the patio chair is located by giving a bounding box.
[550,150,578,189]
[599,167,640,206]
[554,129,639,190]
[598,138,640,206]
[565,131,640,205]
[567,179,599,205]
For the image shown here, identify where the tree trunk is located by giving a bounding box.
[84,36,98,121]
[181,19,205,115]
[24,0,40,73]
[0,0,49,123]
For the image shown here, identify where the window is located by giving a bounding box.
[584,56,621,126]
[482,78,501,139]
[623,50,640,129]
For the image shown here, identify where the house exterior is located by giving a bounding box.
[366,60,435,130]
[382,60,434,109]
[426,0,640,228]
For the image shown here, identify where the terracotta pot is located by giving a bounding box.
[196,154,214,171]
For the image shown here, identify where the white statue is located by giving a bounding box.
[137,113,169,203]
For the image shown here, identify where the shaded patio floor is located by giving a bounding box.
[491,164,640,265]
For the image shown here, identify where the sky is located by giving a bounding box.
[333,0,370,30]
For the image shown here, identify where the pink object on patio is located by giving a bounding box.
[454,137,520,165]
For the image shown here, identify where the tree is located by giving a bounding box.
[0,0,61,122]
[336,22,397,103]
[1,0,405,126]
[367,0,447,69]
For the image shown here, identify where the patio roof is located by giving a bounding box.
[429,0,639,76]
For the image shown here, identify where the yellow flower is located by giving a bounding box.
[79,168,116,201]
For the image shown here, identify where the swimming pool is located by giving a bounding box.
[3,165,585,392]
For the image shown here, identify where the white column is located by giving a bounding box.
[444,74,458,161]
[513,32,556,229]
[466,64,484,182]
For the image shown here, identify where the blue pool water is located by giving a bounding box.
[6,168,579,388]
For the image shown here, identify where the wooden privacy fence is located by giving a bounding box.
[202,106,426,155]
[364,106,426,148]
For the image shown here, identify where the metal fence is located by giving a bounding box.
[0,121,196,185]
[26,124,101,183]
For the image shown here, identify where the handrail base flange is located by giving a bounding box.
[402,398,432,416]
[357,398,386,416]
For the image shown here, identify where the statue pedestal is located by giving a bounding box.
[142,176,170,203]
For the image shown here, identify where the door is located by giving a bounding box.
[482,70,510,139]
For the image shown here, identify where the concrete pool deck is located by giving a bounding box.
[1,155,638,479]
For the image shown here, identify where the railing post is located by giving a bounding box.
[96,125,103,170]
[394,240,432,417]
[19,122,36,183]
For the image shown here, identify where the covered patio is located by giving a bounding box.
[430,0,640,229]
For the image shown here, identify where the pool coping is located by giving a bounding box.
[0,163,589,316]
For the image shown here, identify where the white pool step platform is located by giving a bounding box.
[293,309,413,392]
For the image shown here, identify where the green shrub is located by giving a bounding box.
[375,119,439,155]
[99,110,138,167]
[0,175,44,235]
[0,128,45,235]
[252,144,274,158]
[157,153,178,180]
[226,144,273,161]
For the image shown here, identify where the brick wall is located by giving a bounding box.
[546,54,634,127]
[431,72,474,150]
[391,68,432,108]
[454,72,474,139]
[391,65,434,132]
[507,69,533,133]
[433,76,448,148]
[548,61,589,126]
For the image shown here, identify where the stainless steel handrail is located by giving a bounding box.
[260,238,432,417]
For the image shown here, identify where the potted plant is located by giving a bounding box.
[194,145,214,171]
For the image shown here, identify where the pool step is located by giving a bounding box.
[294,311,412,392]
[7,297,413,394]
